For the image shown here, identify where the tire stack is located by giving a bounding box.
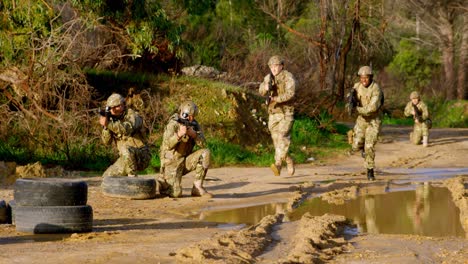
[101,176,156,199]
[0,200,9,224]
[11,178,93,234]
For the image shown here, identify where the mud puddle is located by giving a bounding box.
[199,184,464,238]
[384,167,468,182]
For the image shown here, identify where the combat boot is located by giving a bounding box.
[168,175,182,198]
[422,136,428,147]
[367,168,375,181]
[191,180,213,198]
[286,156,295,176]
[156,179,170,196]
[270,164,281,176]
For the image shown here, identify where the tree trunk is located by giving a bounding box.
[319,0,328,91]
[336,1,360,100]
[438,13,456,100]
[457,12,468,99]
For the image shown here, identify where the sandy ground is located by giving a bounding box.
[0,125,467,264]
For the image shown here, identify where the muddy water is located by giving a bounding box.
[199,185,465,237]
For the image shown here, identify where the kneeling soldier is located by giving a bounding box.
[158,101,212,198]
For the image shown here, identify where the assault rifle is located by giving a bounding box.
[176,118,198,128]
[346,88,359,115]
[265,72,276,106]
[176,113,198,128]
[176,114,199,142]
[98,106,120,122]
[412,104,423,123]
[98,106,111,119]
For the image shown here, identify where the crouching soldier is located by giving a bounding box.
[158,101,212,198]
[404,91,431,147]
[99,93,151,177]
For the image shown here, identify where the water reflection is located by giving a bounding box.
[198,202,288,226]
[289,185,464,237]
[198,185,465,237]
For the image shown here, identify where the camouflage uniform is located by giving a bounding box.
[159,112,211,198]
[259,57,296,176]
[101,108,151,177]
[404,96,430,145]
[351,79,384,171]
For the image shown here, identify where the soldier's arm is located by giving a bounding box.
[163,121,181,150]
[195,131,206,148]
[107,114,138,137]
[101,128,113,145]
[357,87,383,116]
[421,102,429,120]
[404,102,413,117]
[259,74,271,96]
[275,73,296,103]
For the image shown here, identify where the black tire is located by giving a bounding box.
[14,205,93,234]
[14,178,88,206]
[101,176,156,199]
[8,200,15,225]
[0,200,7,224]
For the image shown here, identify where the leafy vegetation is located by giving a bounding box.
[0,1,466,173]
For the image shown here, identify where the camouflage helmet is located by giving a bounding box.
[106,93,125,107]
[410,91,420,99]
[179,100,199,118]
[268,55,284,66]
[357,66,373,76]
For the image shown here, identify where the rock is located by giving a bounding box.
[181,65,226,79]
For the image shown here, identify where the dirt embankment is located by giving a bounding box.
[0,126,467,263]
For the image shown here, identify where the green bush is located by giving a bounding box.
[431,100,467,128]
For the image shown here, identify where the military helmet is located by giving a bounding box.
[268,55,284,66]
[410,91,420,99]
[179,100,199,118]
[106,93,125,107]
[357,66,373,76]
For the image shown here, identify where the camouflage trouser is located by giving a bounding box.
[103,145,151,177]
[352,116,381,169]
[268,112,294,165]
[160,148,210,197]
[410,122,429,145]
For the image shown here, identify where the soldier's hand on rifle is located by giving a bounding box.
[186,126,197,139]
[177,125,187,138]
[99,116,108,128]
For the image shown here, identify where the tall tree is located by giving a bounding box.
[404,0,466,100]
[458,11,467,99]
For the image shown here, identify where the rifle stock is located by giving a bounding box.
[412,104,423,123]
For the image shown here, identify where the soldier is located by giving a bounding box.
[259,55,296,176]
[404,91,430,147]
[347,66,384,181]
[158,100,212,198]
[99,93,151,177]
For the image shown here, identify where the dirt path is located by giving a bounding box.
[0,126,467,263]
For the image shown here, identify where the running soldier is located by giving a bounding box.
[158,101,212,198]
[99,93,151,177]
[259,55,296,176]
[346,66,384,181]
[404,91,431,147]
